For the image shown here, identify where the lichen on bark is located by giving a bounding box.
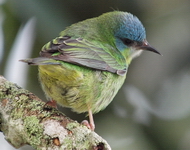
[0,76,111,150]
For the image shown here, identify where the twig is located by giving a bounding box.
[0,75,111,150]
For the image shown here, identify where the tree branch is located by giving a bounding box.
[0,75,111,150]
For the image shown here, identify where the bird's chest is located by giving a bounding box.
[38,64,126,113]
[90,71,126,113]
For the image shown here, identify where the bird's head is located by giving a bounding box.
[100,11,160,64]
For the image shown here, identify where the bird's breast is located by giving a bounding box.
[38,63,126,114]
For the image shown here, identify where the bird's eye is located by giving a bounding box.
[122,38,134,46]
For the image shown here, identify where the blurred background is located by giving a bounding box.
[1,0,190,149]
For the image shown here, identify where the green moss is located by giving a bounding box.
[65,122,92,149]
[18,94,28,101]
[66,122,78,130]
[23,116,43,146]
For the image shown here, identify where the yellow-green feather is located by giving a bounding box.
[38,60,126,113]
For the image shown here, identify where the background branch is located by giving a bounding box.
[0,75,111,150]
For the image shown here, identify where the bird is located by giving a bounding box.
[20,11,160,131]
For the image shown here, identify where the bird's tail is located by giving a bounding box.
[19,57,60,65]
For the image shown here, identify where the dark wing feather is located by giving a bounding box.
[40,36,127,76]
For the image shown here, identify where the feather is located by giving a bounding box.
[40,36,127,76]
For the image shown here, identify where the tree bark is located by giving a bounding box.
[0,76,111,150]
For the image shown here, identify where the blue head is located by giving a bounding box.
[107,11,160,62]
[115,13,146,44]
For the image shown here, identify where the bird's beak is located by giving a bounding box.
[137,40,161,55]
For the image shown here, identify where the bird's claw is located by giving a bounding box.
[45,100,57,108]
[81,120,95,131]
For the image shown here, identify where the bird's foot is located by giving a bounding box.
[81,120,95,131]
[45,100,57,108]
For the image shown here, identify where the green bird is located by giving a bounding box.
[20,11,160,130]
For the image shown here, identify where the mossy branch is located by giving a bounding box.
[0,75,111,150]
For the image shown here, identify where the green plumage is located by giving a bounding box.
[20,11,159,130]
[38,61,126,113]
[37,12,129,113]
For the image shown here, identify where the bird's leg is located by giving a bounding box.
[88,108,95,131]
[81,108,95,131]
[45,99,57,108]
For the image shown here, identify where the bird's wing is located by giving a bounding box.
[40,36,127,76]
